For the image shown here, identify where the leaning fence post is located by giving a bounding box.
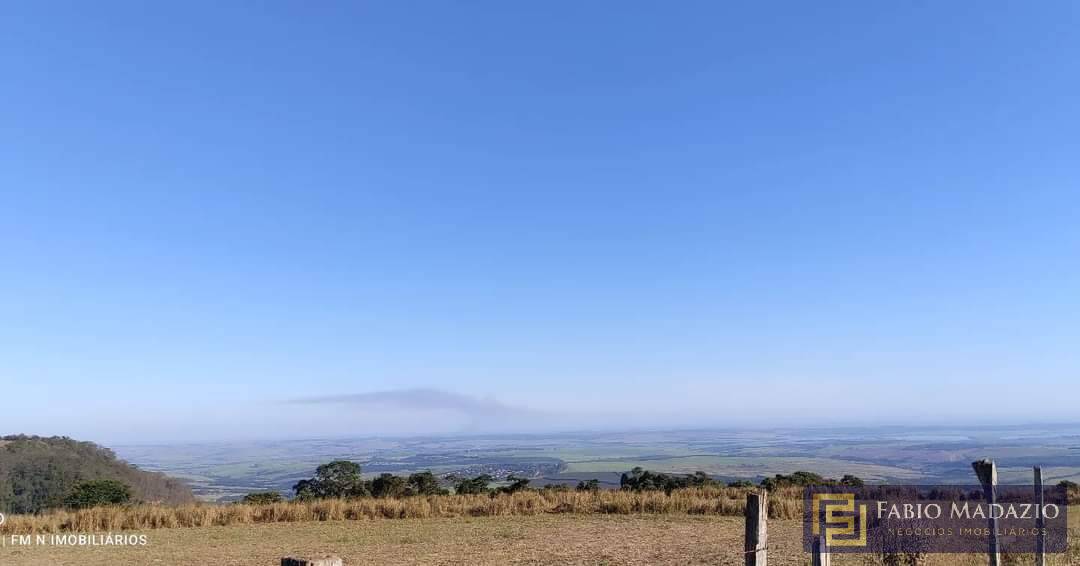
[744,490,767,566]
[811,534,830,566]
[972,459,1000,566]
[1034,466,1045,566]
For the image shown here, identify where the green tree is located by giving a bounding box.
[371,473,407,498]
[761,471,830,490]
[241,491,283,505]
[687,471,718,487]
[575,479,600,492]
[454,474,492,495]
[619,468,714,494]
[64,479,132,509]
[293,460,369,500]
[498,475,530,494]
[406,471,446,496]
[840,475,865,487]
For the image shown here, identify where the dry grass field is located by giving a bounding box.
[0,488,804,534]
[1,513,1077,566]
[0,490,1076,565]
[0,515,795,565]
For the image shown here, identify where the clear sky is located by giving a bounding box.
[2,2,1078,442]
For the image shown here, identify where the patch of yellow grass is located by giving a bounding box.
[0,487,806,534]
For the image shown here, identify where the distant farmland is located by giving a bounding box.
[115,425,1080,502]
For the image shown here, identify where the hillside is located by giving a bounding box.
[0,435,194,514]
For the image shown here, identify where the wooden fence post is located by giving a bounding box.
[972,459,1000,566]
[811,534,830,566]
[1034,466,1045,566]
[745,490,767,566]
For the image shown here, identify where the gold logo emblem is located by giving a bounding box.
[812,493,868,547]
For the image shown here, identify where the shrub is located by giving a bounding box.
[498,475,530,494]
[240,491,283,505]
[840,475,865,487]
[405,471,447,496]
[575,479,600,492]
[64,479,132,509]
[1058,480,1079,504]
[760,471,862,490]
[453,474,493,495]
[620,468,718,494]
[761,471,827,490]
[371,473,407,498]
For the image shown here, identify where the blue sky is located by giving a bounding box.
[2,2,1078,442]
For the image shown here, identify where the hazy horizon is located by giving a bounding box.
[14,386,1080,445]
[4,2,1079,443]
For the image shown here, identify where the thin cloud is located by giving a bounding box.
[288,388,536,419]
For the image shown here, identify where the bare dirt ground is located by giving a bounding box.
[1,513,1075,565]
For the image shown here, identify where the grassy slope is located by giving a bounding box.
[2,513,1077,566]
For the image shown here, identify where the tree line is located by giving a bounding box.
[248,461,539,503]
[246,461,874,503]
[71,466,1080,509]
[237,460,905,504]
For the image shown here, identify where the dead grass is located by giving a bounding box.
[0,513,1076,566]
[0,487,805,534]
[0,514,802,565]
[1,493,1075,564]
